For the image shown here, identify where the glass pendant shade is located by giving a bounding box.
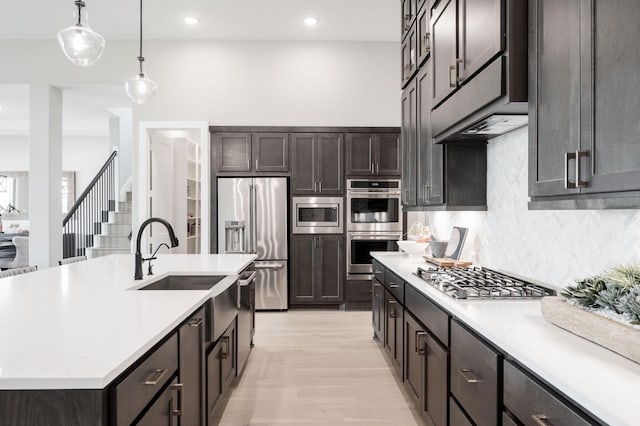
[125,73,158,104]
[57,10,105,67]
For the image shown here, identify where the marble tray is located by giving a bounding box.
[541,296,640,365]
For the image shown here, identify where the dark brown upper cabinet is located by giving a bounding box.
[215,132,252,172]
[401,0,418,40]
[417,65,443,206]
[417,2,432,66]
[430,0,527,141]
[346,133,401,177]
[401,78,418,207]
[432,0,503,107]
[214,132,289,174]
[291,133,344,195]
[529,0,640,208]
[401,22,418,88]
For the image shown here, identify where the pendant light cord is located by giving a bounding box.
[74,0,85,26]
[138,0,145,75]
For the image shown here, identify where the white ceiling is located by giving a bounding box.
[0,0,399,42]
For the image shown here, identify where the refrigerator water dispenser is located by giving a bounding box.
[225,220,246,253]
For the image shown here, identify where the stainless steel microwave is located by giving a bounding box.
[292,197,343,234]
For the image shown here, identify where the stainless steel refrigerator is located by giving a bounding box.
[217,177,288,310]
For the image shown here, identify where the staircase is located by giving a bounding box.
[86,193,132,259]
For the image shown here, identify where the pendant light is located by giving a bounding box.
[125,0,157,104]
[57,1,105,67]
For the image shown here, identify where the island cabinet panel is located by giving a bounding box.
[0,389,107,426]
[450,319,499,426]
[384,289,403,374]
[111,333,179,426]
[179,307,206,426]
[503,360,592,426]
[405,284,449,347]
[207,320,237,425]
[450,397,474,426]
[372,278,385,341]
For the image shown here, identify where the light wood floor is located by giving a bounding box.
[217,310,422,425]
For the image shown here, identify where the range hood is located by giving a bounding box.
[459,115,528,137]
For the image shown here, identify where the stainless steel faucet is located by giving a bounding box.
[134,217,179,280]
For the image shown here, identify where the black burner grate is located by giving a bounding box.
[415,266,556,300]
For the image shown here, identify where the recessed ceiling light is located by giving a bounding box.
[0,105,6,111]
[184,16,200,26]
[304,16,319,27]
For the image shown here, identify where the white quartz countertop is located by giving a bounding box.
[0,254,256,390]
[372,252,640,426]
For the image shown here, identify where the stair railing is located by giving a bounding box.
[62,150,118,258]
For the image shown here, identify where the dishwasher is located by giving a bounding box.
[237,270,256,374]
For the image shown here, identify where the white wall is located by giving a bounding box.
[408,126,640,288]
[0,135,28,170]
[63,135,112,193]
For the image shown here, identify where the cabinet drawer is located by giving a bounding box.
[372,260,385,283]
[112,333,178,426]
[450,397,473,426]
[136,377,179,426]
[450,320,499,425]
[405,284,449,347]
[504,360,592,426]
[384,269,404,304]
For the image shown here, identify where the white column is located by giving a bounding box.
[29,84,63,268]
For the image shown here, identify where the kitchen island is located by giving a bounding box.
[0,253,255,425]
[372,252,640,426]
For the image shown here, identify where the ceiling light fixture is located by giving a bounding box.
[304,16,319,27]
[125,0,157,104]
[184,16,200,26]
[0,105,6,111]
[57,1,105,67]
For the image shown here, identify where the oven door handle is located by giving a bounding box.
[348,234,403,240]
[348,192,402,197]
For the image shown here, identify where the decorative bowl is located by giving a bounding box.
[396,240,429,256]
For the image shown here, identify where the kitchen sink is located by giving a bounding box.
[137,275,226,291]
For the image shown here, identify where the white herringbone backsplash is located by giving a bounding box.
[408,126,640,289]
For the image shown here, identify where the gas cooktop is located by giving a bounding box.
[414,266,556,300]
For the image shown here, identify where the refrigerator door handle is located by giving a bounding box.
[251,184,258,254]
[254,263,285,270]
[248,183,255,253]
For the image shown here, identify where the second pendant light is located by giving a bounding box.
[125,0,157,104]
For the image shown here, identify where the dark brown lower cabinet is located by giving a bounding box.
[503,360,593,426]
[344,279,373,310]
[207,320,237,425]
[405,312,448,426]
[136,378,180,426]
[290,235,344,304]
[384,290,403,374]
[179,307,206,426]
[449,397,474,426]
[450,319,499,426]
[372,278,385,341]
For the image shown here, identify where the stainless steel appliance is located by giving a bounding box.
[346,179,402,280]
[347,232,402,279]
[237,270,256,375]
[347,179,402,232]
[217,177,288,310]
[414,266,556,300]
[292,196,343,234]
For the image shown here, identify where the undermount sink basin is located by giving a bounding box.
[138,275,226,291]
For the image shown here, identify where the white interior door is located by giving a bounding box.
[149,132,174,254]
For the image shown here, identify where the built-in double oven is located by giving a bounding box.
[346,179,402,280]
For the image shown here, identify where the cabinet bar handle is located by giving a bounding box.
[389,283,400,288]
[389,309,397,318]
[531,414,550,425]
[576,150,589,188]
[422,33,431,53]
[564,152,577,189]
[449,64,457,87]
[171,383,184,416]
[375,163,379,174]
[221,335,230,359]
[415,331,428,354]
[458,368,482,383]
[188,317,204,327]
[455,58,464,83]
[255,159,258,170]
[388,299,396,304]
[144,368,168,385]
[318,182,322,192]
[371,162,375,173]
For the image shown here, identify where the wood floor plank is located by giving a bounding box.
[216,311,422,425]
